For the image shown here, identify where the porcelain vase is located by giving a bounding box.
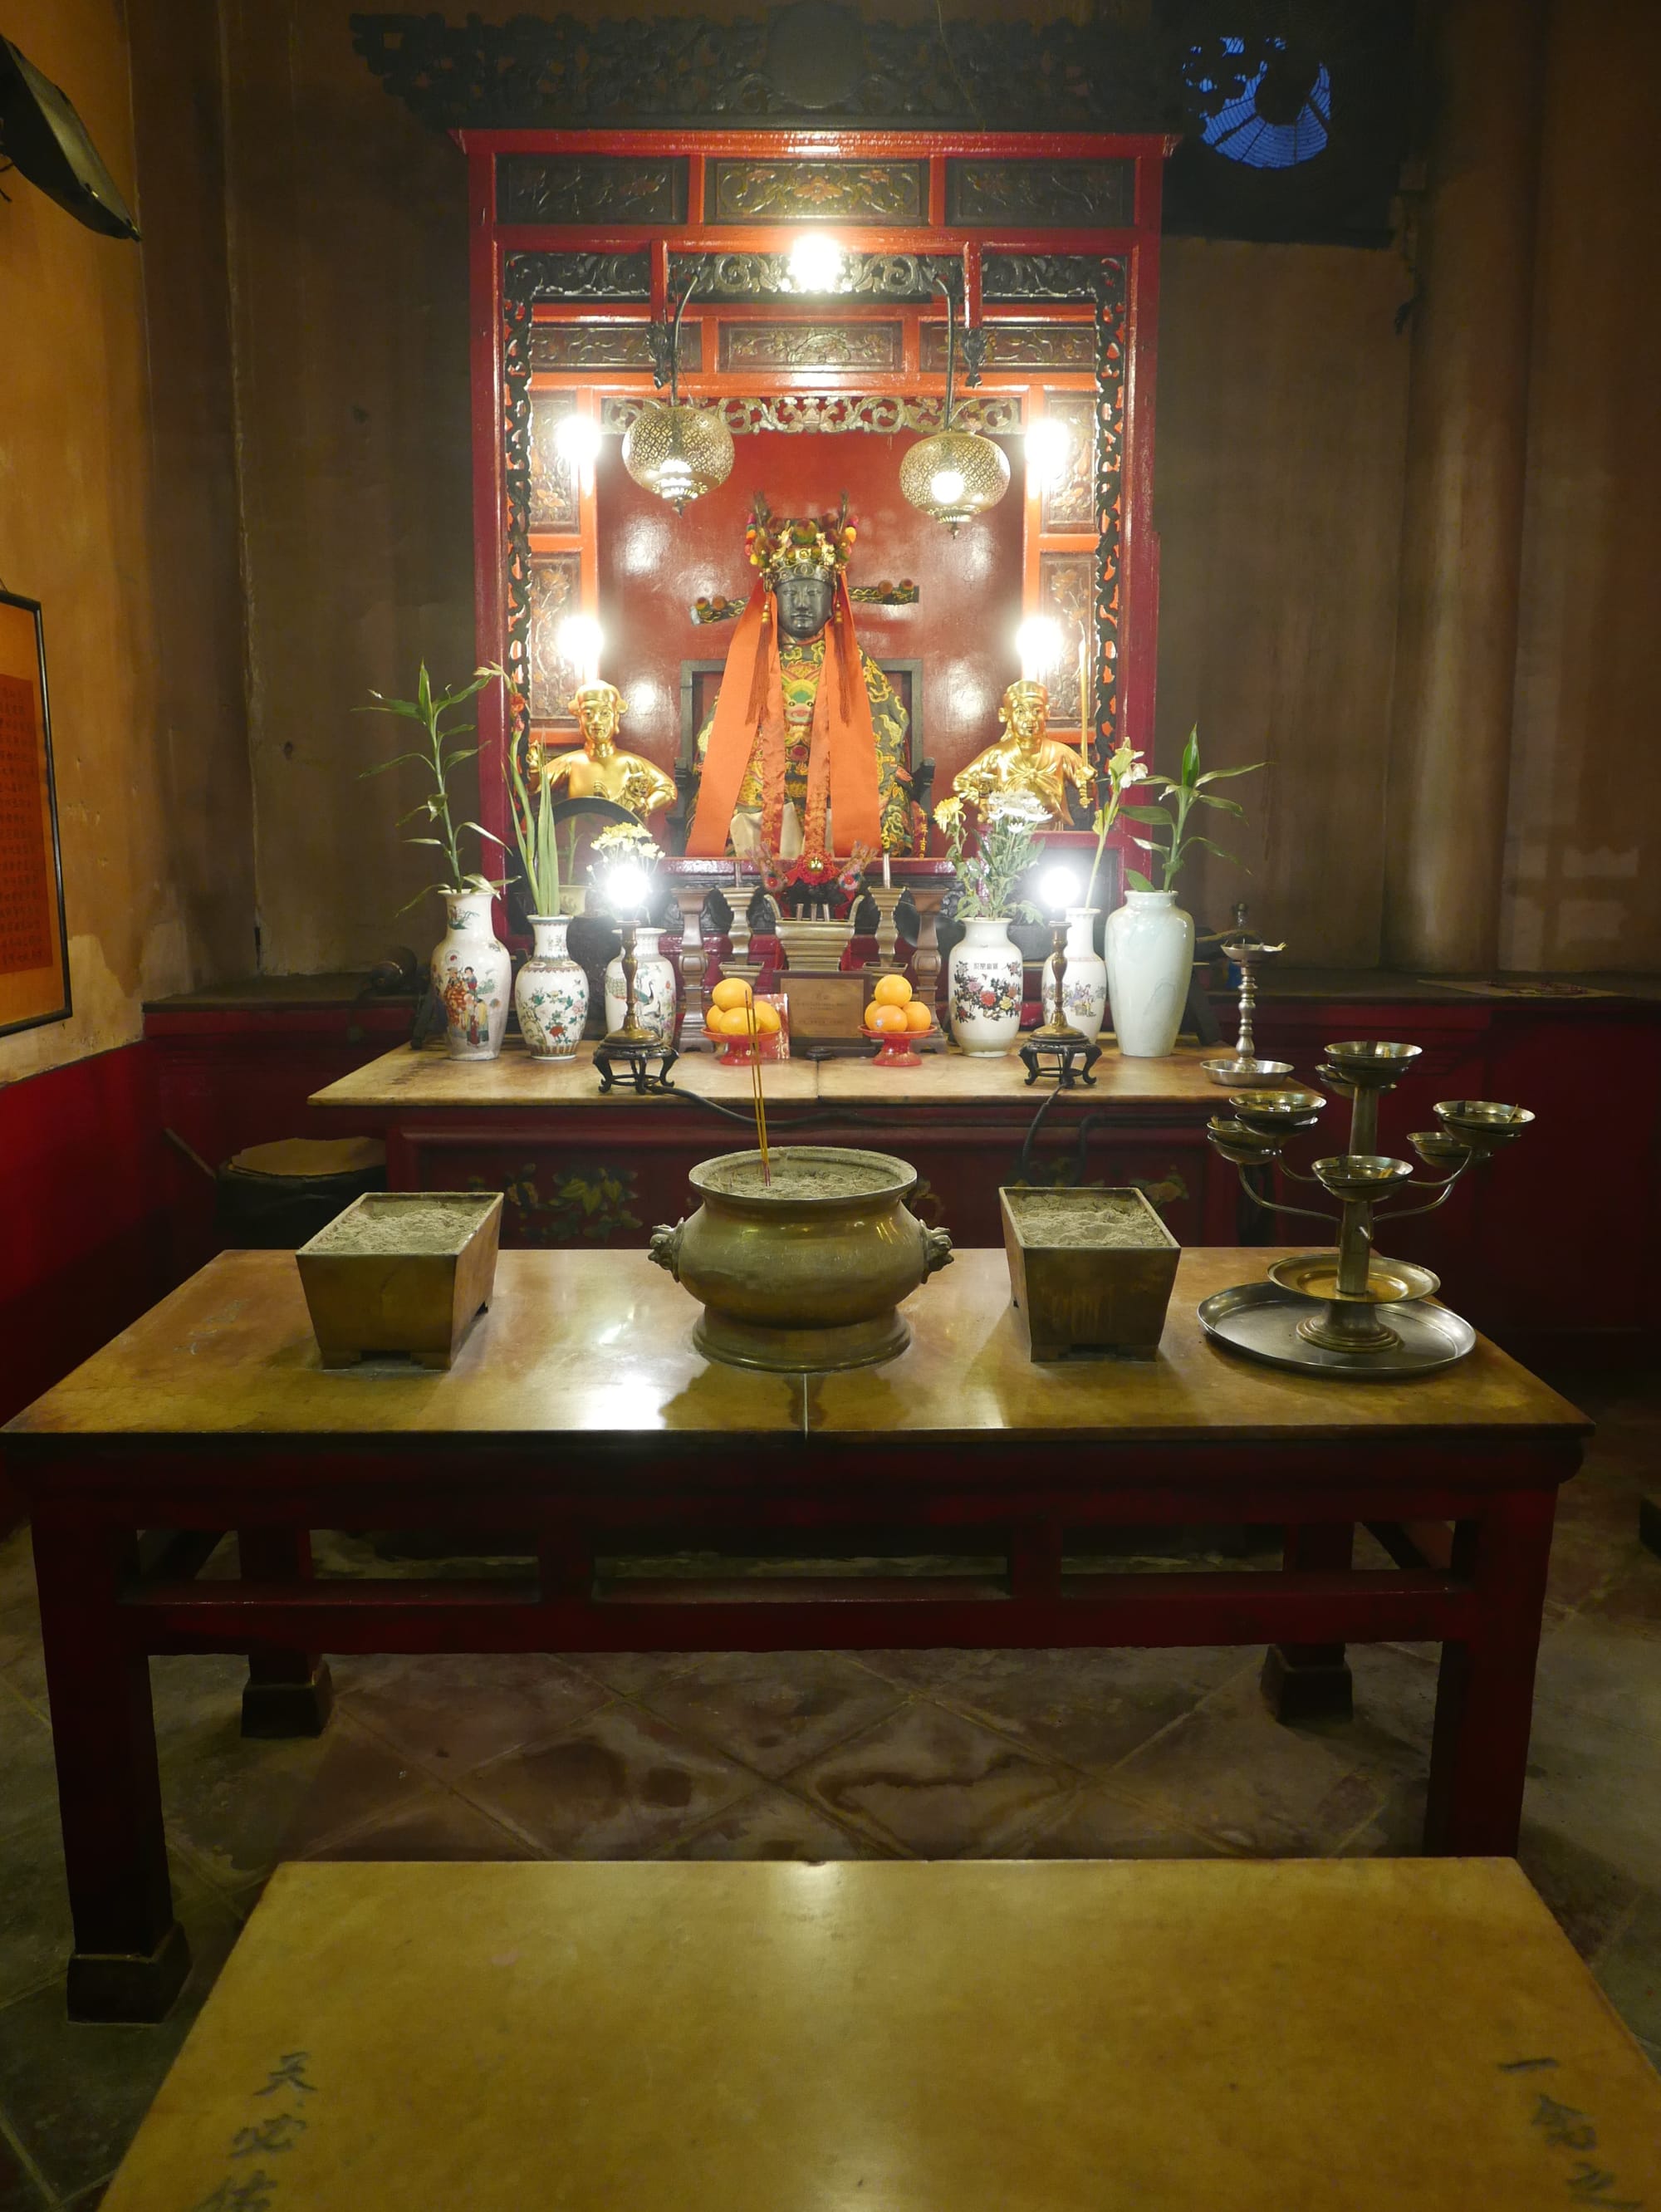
[604,927,677,1043]
[948,915,1025,1056]
[1105,889,1193,1058]
[431,889,510,1062]
[1041,907,1109,1042]
[514,914,588,1061]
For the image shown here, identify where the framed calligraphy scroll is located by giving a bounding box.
[0,592,70,1036]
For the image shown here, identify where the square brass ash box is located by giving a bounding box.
[1000,1186,1179,1361]
[296,1191,502,1370]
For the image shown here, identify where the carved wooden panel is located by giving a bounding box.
[1038,553,1094,723]
[507,251,652,302]
[668,250,958,302]
[600,393,1022,436]
[528,393,580,531]
[718,321,903,371]
[921,322,1095,371]
[946,159,1134,228]
[528,555,583,722]
[531,324,701,373]
[1041,391,1097,532]
[707,159,927,223]
[497,154,688,225]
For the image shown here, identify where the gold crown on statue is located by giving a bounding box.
[745,493,856,584]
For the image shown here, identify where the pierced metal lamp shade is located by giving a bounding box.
[621,401,735,513]
[899,427,1012,533]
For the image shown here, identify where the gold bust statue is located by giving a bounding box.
[936,679,1096,832]
[541,681,677,821]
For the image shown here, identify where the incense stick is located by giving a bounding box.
[746,1000,771,1184]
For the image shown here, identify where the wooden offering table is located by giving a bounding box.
[3,1246,1586,2022]
[311,1039,1240,1251]
[100,1859,1661,2211]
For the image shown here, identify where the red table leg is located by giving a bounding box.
[1423,1486,1557,1854]
[238,1526,334,1739]
[1262,1521,1355,1722]
[32,1513,190,2023]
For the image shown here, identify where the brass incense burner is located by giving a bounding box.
[1199,1040,1534,1376]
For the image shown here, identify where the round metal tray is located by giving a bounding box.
[1197,1279,1476,1378]
[1266,1250,1441,1306]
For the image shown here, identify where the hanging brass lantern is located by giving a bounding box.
[622,265,734,513]
[902,276,1011,534]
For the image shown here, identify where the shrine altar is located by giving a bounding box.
[4,1243,1585,2019]
[311,1038,1239,1250]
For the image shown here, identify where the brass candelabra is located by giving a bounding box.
[1199,1039,1534,1376]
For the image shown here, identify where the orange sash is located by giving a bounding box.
[686,573,883,858]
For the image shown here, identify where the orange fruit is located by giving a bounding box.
[711,978,753,1012]
[903,1000,933,1032]
[751,1000,782,1034]
[872,972,914,1008]
[866,1002,905,1033]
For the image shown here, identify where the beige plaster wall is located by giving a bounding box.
[0,0,252,1083]
[1500,0,1661,973]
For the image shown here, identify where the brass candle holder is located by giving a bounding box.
[595,892,678,1096]
[1202,905,1291,1087]
[1198,1038,1534,1376]
[1020,869,1100,1089]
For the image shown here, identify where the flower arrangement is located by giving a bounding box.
[359,664,505,910]
[942,805,1044,923]
[590,822,663,872]
[1120,728,1265,893]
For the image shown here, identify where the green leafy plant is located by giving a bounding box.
[507,732,561,918]
[1083,735,1149,908]
[1120,728,1264,894]
[360,664,506,911]
[943,804,1045,923]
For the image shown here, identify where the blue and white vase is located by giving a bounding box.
[604,926,677,1043]
[432,889,510,1062]
[1105,890,1193,1058]
[948,915,1024,1056]
[1041,907,1109,1042]
[515,915,588,1061]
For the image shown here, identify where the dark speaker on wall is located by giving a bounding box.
[0,33,140,240]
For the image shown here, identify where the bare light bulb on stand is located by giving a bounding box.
[556,614,604,687]
[1015,615,1064,681]
[606,863,649,917]
[1024,415,1073,490]
[787,232,845,292]
[1041,865,1080,917]
[553,410,601,494]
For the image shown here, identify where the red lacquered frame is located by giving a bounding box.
[459,127,1174,896]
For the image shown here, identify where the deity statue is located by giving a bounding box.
[540,680,677,821]
[687,497,913,860]
[935,678,1096,834]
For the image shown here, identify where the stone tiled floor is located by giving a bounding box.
[1,1373,1658,2205]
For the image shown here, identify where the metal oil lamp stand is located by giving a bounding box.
[1202,905,1291,1087]
[1199,1039,1534,1376]
[1020,920,1100,1088]
[594,919,679,1096]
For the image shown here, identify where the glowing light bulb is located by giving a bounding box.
[608,864,649,915]
[557,614,604,685]
[1024,415,1073,489]
[787,232,845,292]
[1015,616,1063,679]
[553,410,601,491]
[929,466,967,507]
[1041,865,1079,915]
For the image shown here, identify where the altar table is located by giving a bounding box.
[309,1038,1242,1251]
[99,1859,1661,2212]
[2,1247,1587,2022]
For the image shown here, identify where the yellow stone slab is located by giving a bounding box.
[309,1037,819,1109]
[815,1038,1224,1106]
[100,1859,1661,2212]
[6,1249,1583,1444]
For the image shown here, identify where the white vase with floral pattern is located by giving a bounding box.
[604,926,677,1042]
[514,914,588,1061]
[1105,889,1194,1057]
[1041,906,1109,1042]
[948,915,1024,1056]
[431,889,510,1062]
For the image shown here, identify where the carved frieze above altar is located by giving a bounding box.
[666,250,961,303]
[507,251,652,303]
[530,324,700,374]
[707,159,928,224]
[497,154,688,226]
[944,159,1134,228]
[718,321,903,372]
[599,392,1023,437]
[919,323,1095,372]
